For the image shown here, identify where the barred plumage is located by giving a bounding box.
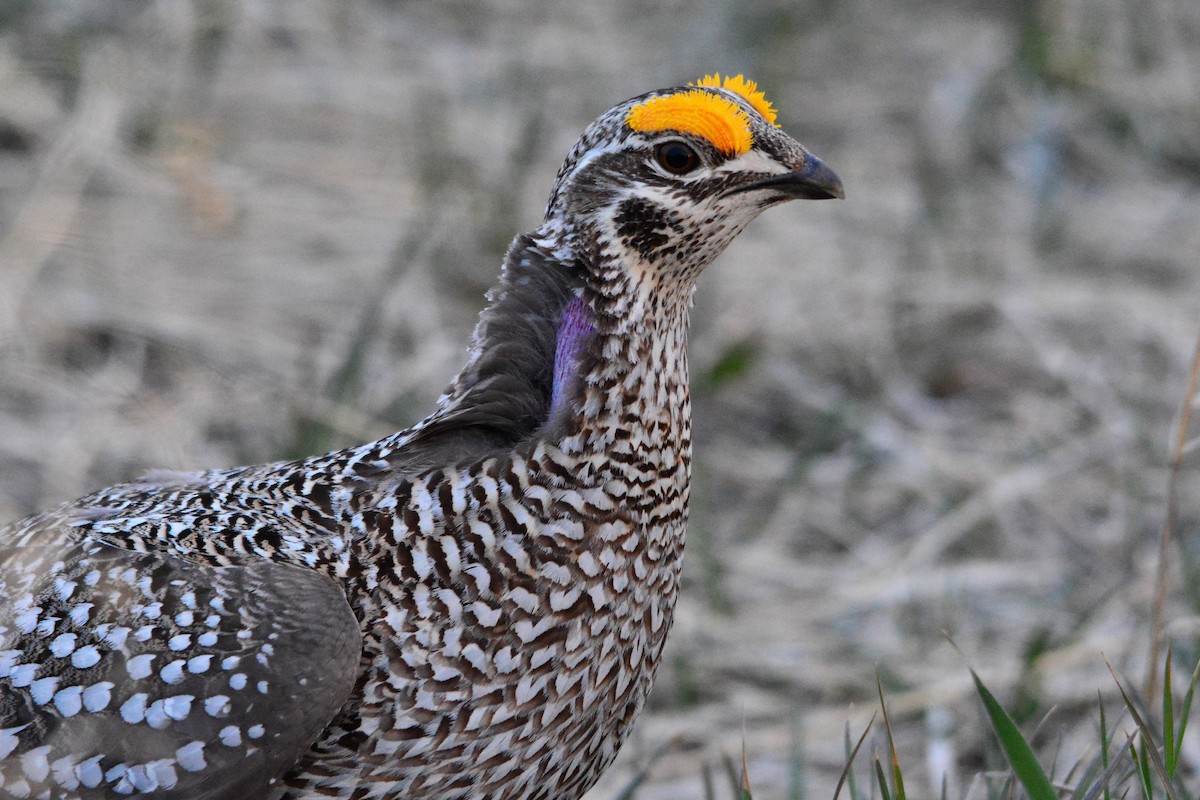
[0,75,842,798]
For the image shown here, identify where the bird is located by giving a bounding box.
[0,74,842,799]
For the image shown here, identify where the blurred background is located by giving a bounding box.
[1,1,1199,797]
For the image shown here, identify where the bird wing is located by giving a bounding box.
[0,516,362,798]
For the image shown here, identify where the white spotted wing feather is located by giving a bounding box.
[0,516,361,798]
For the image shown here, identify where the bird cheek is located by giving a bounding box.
[717,196,773,227]
[612,197,684,263]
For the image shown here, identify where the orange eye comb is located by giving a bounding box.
[625,73,780,157]
[692,73,779,127]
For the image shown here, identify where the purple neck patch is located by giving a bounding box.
[550,296,595,419]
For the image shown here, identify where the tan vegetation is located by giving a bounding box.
[0,1,1198,796]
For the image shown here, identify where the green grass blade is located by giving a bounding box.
[1173,658,1200,773]
[876,673,907,800]
[1163,646,1176,777]
[1108,661,1181,800]
[970,668,1058,800]
[1098,692,1111,800]
[1128,738,1151,800]
[873,756,894,800]
[834,715,875,800]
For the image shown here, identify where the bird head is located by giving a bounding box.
[540,74,843,288]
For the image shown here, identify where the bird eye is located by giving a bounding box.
[654,141,700,175]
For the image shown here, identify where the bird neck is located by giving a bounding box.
[394,226,695,478]
[547,231,697,466]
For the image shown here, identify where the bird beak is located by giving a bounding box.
[728,152,845,201]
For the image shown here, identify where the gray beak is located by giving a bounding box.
[729,152,845,201]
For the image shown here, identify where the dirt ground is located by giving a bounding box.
[1,1,1199,797]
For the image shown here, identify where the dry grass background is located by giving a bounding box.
[1,1,1199,797]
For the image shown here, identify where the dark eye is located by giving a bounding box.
[654,141,700,175]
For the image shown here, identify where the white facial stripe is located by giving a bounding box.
[568,137,631,179]
[711,149,789,178]
[626,184,682,208]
